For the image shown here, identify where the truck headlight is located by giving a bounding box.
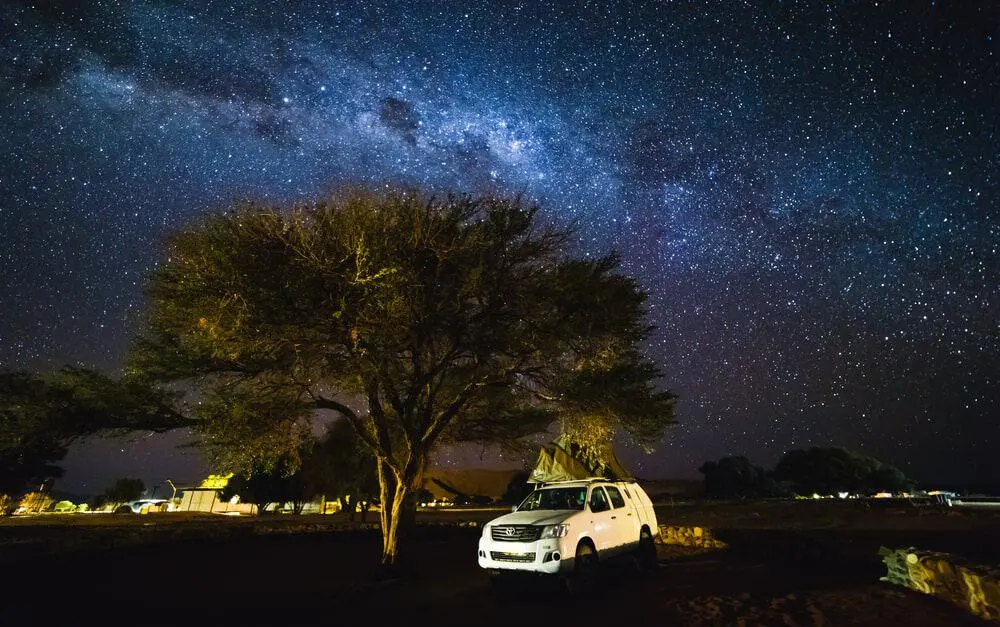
[540,524,569,539]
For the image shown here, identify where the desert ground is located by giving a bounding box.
[2,500,997,626]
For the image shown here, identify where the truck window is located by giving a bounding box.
[589,487,611,513]
[518,487,586,511]
[605,486,626,509]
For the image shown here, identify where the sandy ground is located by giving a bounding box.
[2,504,997,626]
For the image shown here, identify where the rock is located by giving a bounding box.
[880,545,1000,622]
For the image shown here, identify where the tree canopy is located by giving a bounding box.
[128,187,677,571]
[698,448,914,499]
[698,455,786,499]
[772,446,914,496]
[0,367,191,509]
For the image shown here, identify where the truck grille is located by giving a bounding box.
[490,551,537,563]
[491,525,541,542]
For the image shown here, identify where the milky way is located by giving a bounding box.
[1,1,997,494]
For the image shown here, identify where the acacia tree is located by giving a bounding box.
[128,188,676,574]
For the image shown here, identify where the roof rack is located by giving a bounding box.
[533,477,613,486]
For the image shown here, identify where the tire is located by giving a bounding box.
[637,527,657,573]
[565,541,599,595]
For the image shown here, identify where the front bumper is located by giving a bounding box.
[477,536,572,575]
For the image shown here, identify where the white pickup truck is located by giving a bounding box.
[477,478,659,591]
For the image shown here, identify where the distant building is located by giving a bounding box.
[176,474,257,515]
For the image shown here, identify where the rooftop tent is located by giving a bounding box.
[528,433,633,484]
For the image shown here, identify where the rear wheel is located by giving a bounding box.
[637,527,657,573]
[565,541,599,595]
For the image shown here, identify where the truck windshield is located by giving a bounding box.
[517,487,587,511]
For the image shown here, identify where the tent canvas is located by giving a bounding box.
[528,433,633,484]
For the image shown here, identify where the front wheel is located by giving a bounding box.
[565,541,599,595]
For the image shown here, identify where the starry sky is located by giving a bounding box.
[1,1,997,496]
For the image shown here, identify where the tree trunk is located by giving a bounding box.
[346,495,356,522]
[376,456,425,579]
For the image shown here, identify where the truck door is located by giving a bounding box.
[587,486,616,553]
[605,485,638,552]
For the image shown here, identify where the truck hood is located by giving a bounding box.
[487,509,576,527]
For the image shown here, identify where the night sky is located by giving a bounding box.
[2,1,997,496]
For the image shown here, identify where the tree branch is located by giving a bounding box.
[312,394,386,463]
[365,381,399,473]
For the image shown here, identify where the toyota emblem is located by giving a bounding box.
[504,527,515,536]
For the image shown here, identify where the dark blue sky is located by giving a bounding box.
[1,1,997,495]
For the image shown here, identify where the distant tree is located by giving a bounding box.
[867,463,914,494]
[698,456,783,499]
[104,478,145,507]
[220,457,305,515]
[772,447,914,496]
[773,448,850,496]
[0,368,192,512]
[285,474,312,515]
[300,420,379,522]
[219,472,267,515]
[413,488,434,505]
[128,188,677,575]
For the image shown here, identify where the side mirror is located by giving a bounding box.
[511,505,518,512]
